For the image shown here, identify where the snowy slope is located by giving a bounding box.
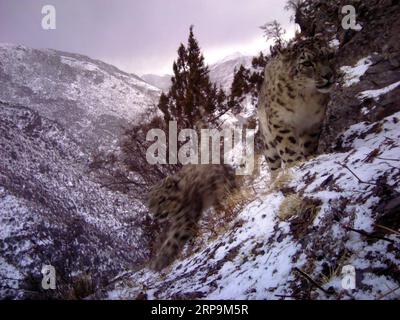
[105,110,400,300]
[0,43,160,151]
[0,44,162,298]
[0,101,152,299]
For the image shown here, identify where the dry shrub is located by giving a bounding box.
[65,273,95,300]
[270,169,294,194]
[320,250,351,286]
[278,194,321,221]
[22,272,96,300]
[89,111,182,202]
[203,178,257,239]
[278,194,305,221]
[281,195,322,239]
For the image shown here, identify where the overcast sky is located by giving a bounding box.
[0,0,293,75]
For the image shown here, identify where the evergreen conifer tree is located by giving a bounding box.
[157,26,225,129]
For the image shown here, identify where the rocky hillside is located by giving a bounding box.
[317,0,400,153]
[0,102,155,300]
[102,0,400,300]
[0,45,161,299]
[0,44,160,151]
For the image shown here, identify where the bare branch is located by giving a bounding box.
[260,20,285,46]
[335,162,378,186]
[376,157,400,162]
[343,226,395,244]
[294,267,336,296]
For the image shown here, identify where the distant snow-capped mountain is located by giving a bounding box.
[209,53,253,92]
[141,74,172,92]
[141,53,253,93]
[0,43,161,151]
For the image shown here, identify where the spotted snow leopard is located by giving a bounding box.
[258,37,335,177]
[147,164,237,271]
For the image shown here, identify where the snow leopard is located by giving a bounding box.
[258,37,335,177]
[147,164,237,271]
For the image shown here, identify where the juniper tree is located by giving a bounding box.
[228,65,250,113]
[158,26,226,129]
[227,52,269,112]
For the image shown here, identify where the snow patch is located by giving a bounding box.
[341,57,373,87]
[359,81,400,100]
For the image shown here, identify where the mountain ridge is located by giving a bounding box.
[0,43,161,152]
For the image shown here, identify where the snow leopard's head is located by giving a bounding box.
[286,38,336,93]
[147,175,180,222]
